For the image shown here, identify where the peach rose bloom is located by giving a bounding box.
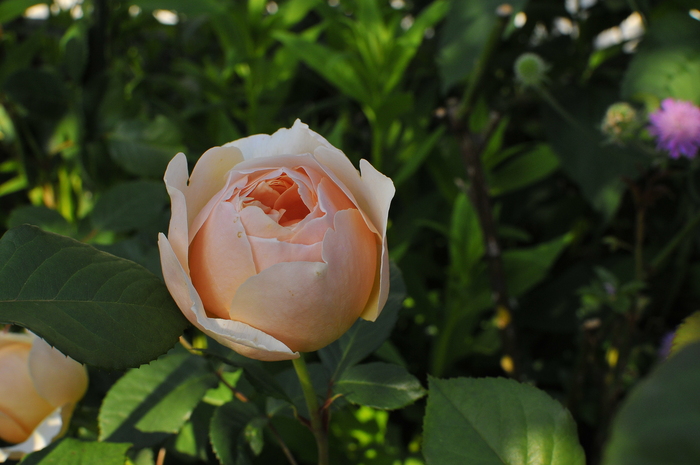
[0,332,88,462]
[158,120,394,360]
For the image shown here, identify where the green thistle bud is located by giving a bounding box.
[601,102,640,143]
[514,53,549,88]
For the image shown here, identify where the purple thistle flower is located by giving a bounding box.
[648,98,700,159]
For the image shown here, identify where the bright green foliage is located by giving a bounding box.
[670,311,700,357]
[423,377,585,465]
[99,350,217,445]
[602,343,700,465]
[20,439,131,465]
[0,225,188,369]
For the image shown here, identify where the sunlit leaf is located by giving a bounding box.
[20,438,131,465]
[602,342,700,465]
[423,377,585,465]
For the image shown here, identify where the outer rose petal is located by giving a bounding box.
[0,408,64,462]
[223,119,328,161]
[27,338,88,409]
[189,201,257,319]
[228,209,377,353]
[0,343,54,444]
[158,233,298,361]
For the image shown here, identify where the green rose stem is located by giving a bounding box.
[292,354,329,465]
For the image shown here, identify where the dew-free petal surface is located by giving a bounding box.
[159,233,297,361]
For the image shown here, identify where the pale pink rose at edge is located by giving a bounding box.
[0,332,88,462]
[158,120,395,361]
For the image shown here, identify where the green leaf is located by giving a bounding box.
[173,403,215,462]
[90,181,169,234]
[107,116,185,178]
[275,32,370,105]
[423,377,585,465]
[621,12,700,105]
[99,351,216,447]
[503,233,572,297]
[334,362,426,410]
[670,311,700,356]
[438,0,528,91]
[489,144,560,196]
[0,0,45,24]
[318,262,406,380]
[6,205,75,237]
[210,401,260,465]
[0,225,188,369]
[449,193,484,279]
[542,87,642,221]
[602,342,700,465]
[19,438,131,465]
[4,69,68,120]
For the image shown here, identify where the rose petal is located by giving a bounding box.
[184,146,244,227]
[246,237,323,272]
[158,234,298,361]
[0,407,64,462]
[163,153,191,273]
[0,344,54,443]
[223,119,325,161]
[27,338,88,409]
[312,149,394,321]
[229,209,377,352]
[189,201,257,320]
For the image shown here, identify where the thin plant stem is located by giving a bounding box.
[292,355,329,465]
[650,208,700,272]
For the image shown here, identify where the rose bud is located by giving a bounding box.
[0,332,88,462]
[158,120,394,360]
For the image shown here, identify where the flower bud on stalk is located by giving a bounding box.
[159,120,394,360]
[0,332,88,462]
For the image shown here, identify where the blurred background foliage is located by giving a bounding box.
[1,0,700,463]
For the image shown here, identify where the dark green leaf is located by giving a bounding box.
[0,225,188,369]
[107,116,185,178]
[275,362,330,419]
[6,205,75,237]
[99,351,215,446]
[423,377,585,465]
[90,181,169,234]
[602,342,700,465]
[503,233,572,297]
[19,438,131,465]
[4,69,68,120]
[438,0,528,91]
[489,144,560,196]
[334,362,425,410]
[319,263,406,380]
[210,402,260,465]
[543,87,642,220]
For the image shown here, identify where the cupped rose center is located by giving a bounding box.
[240,174,311,227]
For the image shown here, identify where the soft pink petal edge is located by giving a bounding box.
[158,233,298,361]
[0,407,64,462]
